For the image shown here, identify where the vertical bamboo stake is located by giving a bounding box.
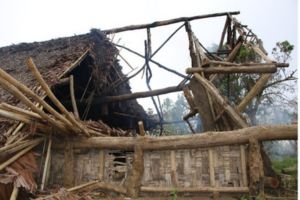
[26,58,89,136]
[10,186,19,200]
[69,75,79,119]
[138,121,145,136]
[40,135,52,191]
[240,145,248,187]
[98,150,105,181]
[208,148,215,187]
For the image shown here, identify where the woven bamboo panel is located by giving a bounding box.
[49,145,244,189]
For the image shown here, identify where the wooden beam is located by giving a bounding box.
[193,73,248,128]
[103,11,240,34]
[140,186,249,193]
[52,125,297,150]
[186,65,277,74]
[63,85,184,105]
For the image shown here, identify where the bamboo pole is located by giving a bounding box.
[0,138,43,171]
[69,75,79,119]
[103,11,240,34]
[26,58,89,136]
[40,135,52,191]
[0,72,72,133]
[0,138,43,154]
[0,103,42,120]
[10,186,19,200]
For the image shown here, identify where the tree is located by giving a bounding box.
[216,41,297,125]
[147,94,200,135]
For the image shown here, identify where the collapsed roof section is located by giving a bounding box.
[0,30,152,135]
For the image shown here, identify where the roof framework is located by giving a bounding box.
[0,11,297,199]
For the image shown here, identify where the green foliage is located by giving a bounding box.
[147,94,200,135]
[272,156,297,177]
[272,40,294,62]
[170,188,177,200]
[235,44,260,63]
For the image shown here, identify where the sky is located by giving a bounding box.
[0,0,297,110]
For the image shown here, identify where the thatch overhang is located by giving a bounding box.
[0,30,152,135]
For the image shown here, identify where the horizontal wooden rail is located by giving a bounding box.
[186,65,277,74]
[140,186,249,193]
[103,11,240,34]
[53,125,297,150]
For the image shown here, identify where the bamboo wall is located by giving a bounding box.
[49,145,247,190]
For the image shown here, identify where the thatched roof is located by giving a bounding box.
[0,30,150,133]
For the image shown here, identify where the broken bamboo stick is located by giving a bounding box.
[10,185,19,200]
[26,58,89,136]
[40,135,52,191]
[0,68,73,130]
[69,75,79,119]
[0,103,42,120]
[0,138,43,171]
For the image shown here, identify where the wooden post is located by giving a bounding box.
[124,145,144,197]
[248,138,264,197]
[170,150,178,187]
[64,140,74,188]
[138,121,145,136]
[40,135,52,190]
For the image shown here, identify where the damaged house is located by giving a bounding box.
[0,11,297,200]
